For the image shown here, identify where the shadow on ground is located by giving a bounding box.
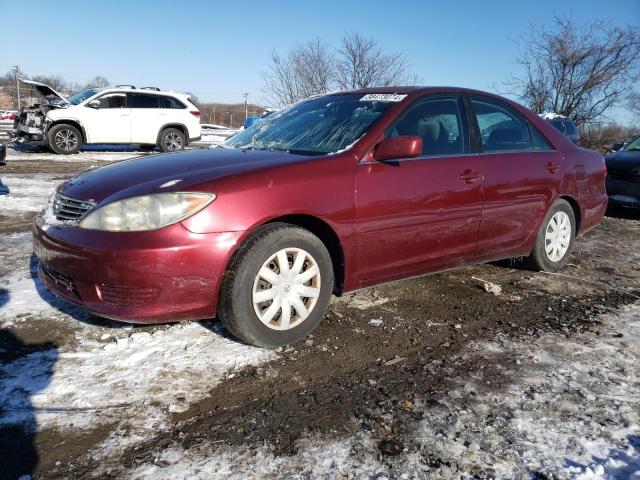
[0,330,58,479]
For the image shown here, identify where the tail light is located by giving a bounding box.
[190,111,201,117]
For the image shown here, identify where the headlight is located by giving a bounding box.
[79,193,216,231]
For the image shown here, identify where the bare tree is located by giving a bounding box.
[334,32,417,90]
[628,91,640,120]
[30,74,72,93]
[507,17,640,125]
[84,76,110,89]
[262,38,335,107]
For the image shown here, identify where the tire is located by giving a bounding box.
[219,223,334,348]
[48,124,82,155]
[158,128,186,152]
[527,199,576,272]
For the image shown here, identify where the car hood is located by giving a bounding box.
[60,148,314,204]
[20,79,69,106]
[605,149,640,168]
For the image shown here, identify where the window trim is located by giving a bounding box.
[466,94,556,154]
[382,94,470,161]
[92,92,128,109]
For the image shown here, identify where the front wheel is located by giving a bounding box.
[159,128,186,152]
[219,223,334,348]
[528,199,576,272]
[48,124,82,155]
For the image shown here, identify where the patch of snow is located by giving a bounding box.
[0,174,57,215]
[126,304,640,479]
[0,320,276,434]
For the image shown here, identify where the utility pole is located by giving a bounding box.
[243,93,249,120]
[12,65,20,110]
[212,105,216,124]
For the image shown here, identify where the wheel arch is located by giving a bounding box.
[559,194,582,234]
[157,123,189,145]
[227,214,346,295]
[47,119,87,143]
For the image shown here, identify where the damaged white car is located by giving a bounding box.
[13,80,202,154]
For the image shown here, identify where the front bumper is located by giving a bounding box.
[32,221,244,323]
[606,176,640,208]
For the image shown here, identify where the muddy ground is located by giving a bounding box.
[0,143,639,479]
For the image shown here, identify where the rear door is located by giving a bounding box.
[468,95,563,260]
[354,95,484,286]
[128,93,162,143]
[83,92,130,143]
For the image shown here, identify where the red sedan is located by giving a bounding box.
[33,87,607,347]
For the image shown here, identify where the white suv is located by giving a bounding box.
[13,80,201,154]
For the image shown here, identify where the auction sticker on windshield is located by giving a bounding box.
[360,94,407,102]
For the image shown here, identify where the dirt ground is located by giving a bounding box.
[0,142,639,479]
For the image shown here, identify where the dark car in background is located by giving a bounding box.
[605,134,640,208]
[543,114,580,144]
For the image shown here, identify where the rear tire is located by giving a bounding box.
[219,223,334,348]
[527,199,576,272]
[48,124,82,155]
[158,128,186,152]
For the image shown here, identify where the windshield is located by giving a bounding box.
[623,135,640,151]
[225,94,397,155]
[67,89,99,105]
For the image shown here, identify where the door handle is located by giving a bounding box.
[545,161,560,173]
[459,170,481,184]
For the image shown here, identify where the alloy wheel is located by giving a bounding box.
[544,211,571,262]
[54,129,79,152]
[252,247,321,330]
[164,132,183,151]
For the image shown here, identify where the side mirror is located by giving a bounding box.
[612,142,623,151]
[373,136,422,161]
[87,100,100,109]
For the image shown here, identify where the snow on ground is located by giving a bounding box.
[0,174,58,215]
[128,304,640,480]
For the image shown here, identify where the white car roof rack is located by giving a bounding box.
[115,84,136,89]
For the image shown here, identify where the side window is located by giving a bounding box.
[386,97,466,156]
[471,97,532,152]
[159,96,186,109]
[97,93,127,108]
[129,93,159,108]
[529,125,553,151]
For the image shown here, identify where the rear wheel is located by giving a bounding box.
[219,223,334,348]
[48,124,82,155]
[528,199,576,272]
[159,128,186,152]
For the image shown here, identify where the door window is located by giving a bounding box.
[129,93,159,108]
[471,97,535,152]
[386,97,466,156]
[97,93,127,108]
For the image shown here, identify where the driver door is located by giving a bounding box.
[83,92,131,143]
[353,96,484,287]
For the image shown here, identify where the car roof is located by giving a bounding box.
[92,87,190,99]
[325,86,506,97]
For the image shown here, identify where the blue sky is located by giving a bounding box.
[1,0,638,119]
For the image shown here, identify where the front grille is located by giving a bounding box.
[52,194,96,221]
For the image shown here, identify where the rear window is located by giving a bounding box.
[159,96,186,109]
[563,121,577,135]
[129,93,159,108]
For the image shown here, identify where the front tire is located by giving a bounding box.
[528,199,576,272]
[48,124,82,155]
[159,128,186,152]
[219,223,334,348]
